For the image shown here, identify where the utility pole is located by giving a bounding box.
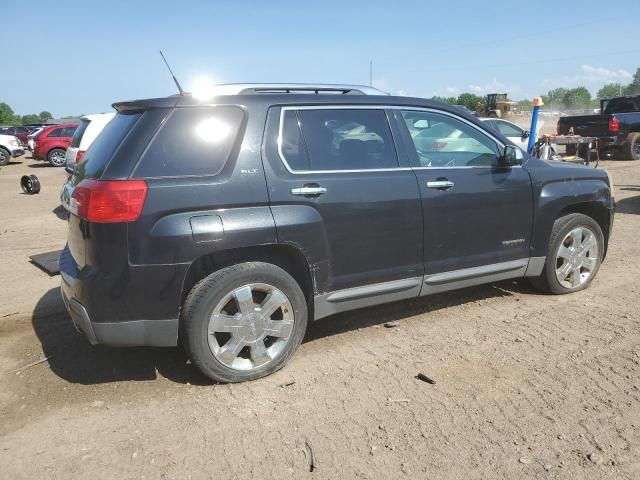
[369,60,373,87]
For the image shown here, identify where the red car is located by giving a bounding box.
[0,125,33,146]
[32,124,78,167]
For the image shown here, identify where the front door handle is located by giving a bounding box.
[426,180,454,190]
[291,185,327,196]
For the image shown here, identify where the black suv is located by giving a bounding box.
[60,84,615,383]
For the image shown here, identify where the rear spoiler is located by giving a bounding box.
[112,95,182,113]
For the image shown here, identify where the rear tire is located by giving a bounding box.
[620,132,640,161]
[47,148,66,167]
[529,213,604,295]
[0,147,10,166]
[181,262,308,383]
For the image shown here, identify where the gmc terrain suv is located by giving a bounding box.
[60,84,615,383]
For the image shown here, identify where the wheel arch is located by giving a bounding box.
[180,243,314,313]
[554,201,612,258]
[531,177,613,259]
[47,146,66,159]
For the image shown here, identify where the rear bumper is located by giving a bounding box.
[597,136,626,148]
[60,246,179,347]
[11,148,24,157]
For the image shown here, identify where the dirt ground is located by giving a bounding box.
[1,152,639,480]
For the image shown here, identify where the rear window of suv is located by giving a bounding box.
[71,119,90,148]
[77,112,141,179]
[132,106,245,178]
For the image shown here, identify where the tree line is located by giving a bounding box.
[433,67,640,112]
[3,67,639,123]
[0,102,55,125]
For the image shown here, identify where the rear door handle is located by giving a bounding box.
[291,186,327,196]
[426,180,454,190]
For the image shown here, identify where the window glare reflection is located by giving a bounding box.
[195,117,231,143]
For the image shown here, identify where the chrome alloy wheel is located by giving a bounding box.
[555,226,599,289]
[207,283,294,371]
[49,150,66,166]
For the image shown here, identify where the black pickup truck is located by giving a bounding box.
[557,94,640,160]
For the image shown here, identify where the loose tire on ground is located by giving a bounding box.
[0,147,10,166]
[47,148,66,167]
[620,132,640,161]
[20,175,41,194]
[180,262,308,383]
[529,213,604,295]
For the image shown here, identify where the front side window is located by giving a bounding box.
[47,128,62,138]
[400,110,500,168]
[280,108,398,171]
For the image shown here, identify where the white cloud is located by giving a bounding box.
[467,78,520,95]
[541,64,632,90]
[445,86,459,94]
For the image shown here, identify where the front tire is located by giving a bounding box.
[530,213,604,294]
[0,147,10,166]
[181,262,308,383]
[47,148,66,167]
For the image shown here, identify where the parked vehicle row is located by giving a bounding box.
[0,115,116,168]
[0,125,33,146]
[60,83,614,383]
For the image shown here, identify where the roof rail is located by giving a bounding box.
[207,83,388,96]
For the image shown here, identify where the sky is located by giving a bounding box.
[2,0,639,117]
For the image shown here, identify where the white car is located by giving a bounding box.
[0,134,25,166]
[480,118,540,151]
[27,128,44,151]
[65,112,115,171]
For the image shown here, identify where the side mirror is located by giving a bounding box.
[501,145,524,167]
[522,130,530,138]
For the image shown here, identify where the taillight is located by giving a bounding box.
[608,116,619,134]
[75,150,85,163]
[71,179,148,223]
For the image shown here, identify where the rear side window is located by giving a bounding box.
[603,97,639,114]
[71,120,90,148]
[280,108,398,171]
[47,128,62,138]
[61,126,77,137]
[78,112,141,179]
[133,106,244,178]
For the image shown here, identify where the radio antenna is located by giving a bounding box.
[159,50,184,96]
